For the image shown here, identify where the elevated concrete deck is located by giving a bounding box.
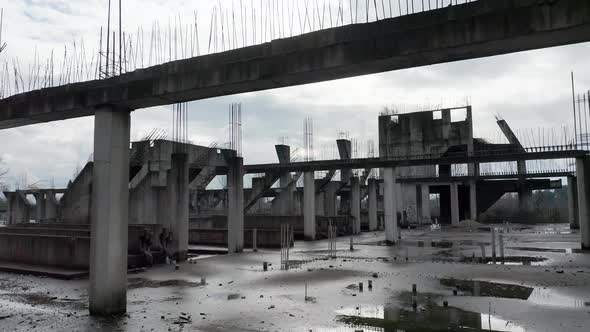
[1,0,589,128]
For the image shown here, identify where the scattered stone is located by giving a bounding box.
[268,305,275,309]
[372,273,378,278]
[556,270,565,274]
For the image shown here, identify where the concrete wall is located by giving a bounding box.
[188,229,288,248]
[0,233,90,269]
[60,162,93,224]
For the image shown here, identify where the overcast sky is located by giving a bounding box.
[0,0,589,190]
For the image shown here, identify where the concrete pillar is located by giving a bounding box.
[170,153,189,261]
[89,106,130,316]
[568,176,579,229]
[33,193,46,223]
[304,171,316,240]
[450,183,460,226]
[45,190,58,222]
[351,177,361,234]
[383,167,398,243]
[469,180,477,221]
[421,185,431,224]
[519,185,532,211]
[368,179,378,231]
[325,183,337,216]
[576,158,590,249]
[227,157,244,253]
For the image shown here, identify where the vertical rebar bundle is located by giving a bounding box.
[303,117,314,162]
[328,220,337,258]
[280,223,291,270]
[172,102,189,153]
[229,102,243,156]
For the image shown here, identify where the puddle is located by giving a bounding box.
[508,247,586,254]
[440,279,533,299]
[127,278,203,289]
[0,293,86,310]
[528,288,590,308]
[460,256,547,266]
[336,297,525,332]
[441,278,589,309]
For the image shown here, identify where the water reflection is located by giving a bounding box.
[335,299,525,332]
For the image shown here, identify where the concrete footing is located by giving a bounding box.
[89,106,130,316]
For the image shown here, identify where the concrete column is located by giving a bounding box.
[227,157,244,253]
[576,158,590,249]
[33,193,46,223]
[351,177,361,234]
[89,106,130,316]
[421,185,431,224]
[450,183,460,226]
[303,171,316,240]
[368,179,378,231]
[170,153,189,261]
[469,180,477,221]
[383,167,398,243]
[568,176,579,229]
[325,184,337,216]
[45,190,58,222]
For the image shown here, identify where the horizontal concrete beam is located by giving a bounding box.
[243,150,587,173]
[1,0,589,128]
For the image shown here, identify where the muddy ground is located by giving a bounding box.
[0,223,589,331]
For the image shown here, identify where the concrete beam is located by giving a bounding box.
[89,106,130,316]
[3,0,590,129]
[244,150,585,174]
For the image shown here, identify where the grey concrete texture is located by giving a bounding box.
[1,0,590,128]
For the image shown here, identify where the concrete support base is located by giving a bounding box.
[303,171,316,240]
[450,183,460,226]
[368,179,378,231]
[383,168,398,243]
[228,157,244,253]
[575,158,590,249]
[89,106,130,316]
[568,176,580,230]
